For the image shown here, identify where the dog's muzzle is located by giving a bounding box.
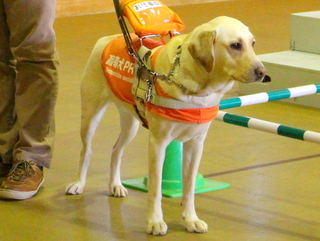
[255,66,267,82]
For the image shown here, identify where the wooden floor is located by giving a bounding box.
[1,0,320,240]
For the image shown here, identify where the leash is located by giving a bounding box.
[113,0,143,65]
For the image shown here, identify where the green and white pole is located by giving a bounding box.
[217,111,320,144]
[220,83,320,110]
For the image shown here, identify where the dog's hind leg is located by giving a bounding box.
[66,38,111,195]
[66,96,109,195]
[109,106,139,197]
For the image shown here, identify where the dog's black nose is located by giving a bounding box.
[261,75,271,83]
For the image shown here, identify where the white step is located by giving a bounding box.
[239,51,320,109]
[291,11,320,54]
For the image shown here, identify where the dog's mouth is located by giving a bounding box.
[251,74,271,83]
[232,75,259,84]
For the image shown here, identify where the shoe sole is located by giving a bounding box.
[0,178,45,200]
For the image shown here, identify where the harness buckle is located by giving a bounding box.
[136,65,153,102]
[145,79,153,102]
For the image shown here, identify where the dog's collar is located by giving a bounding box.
[152,45,181,83]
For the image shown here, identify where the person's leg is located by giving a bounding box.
[0,0,19,166]
[7,0,59,168]
[0,0,58,199]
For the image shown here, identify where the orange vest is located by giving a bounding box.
[101,35,219,124]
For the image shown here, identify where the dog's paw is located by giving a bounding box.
[109,185,128,197]
[184,219,208,233]
[147,221,168,236]
[65,181,85,195]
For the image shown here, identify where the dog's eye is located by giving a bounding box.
[252,41,256,47]
[230,43,242,50]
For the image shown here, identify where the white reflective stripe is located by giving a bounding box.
[240,93,269,106]
[135,88,216,109]
[151,95,214,109]
[289,85,317,98]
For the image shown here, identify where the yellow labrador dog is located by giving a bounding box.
[66,16,266,235]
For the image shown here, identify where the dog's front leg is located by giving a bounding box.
[146,137,168,236]
[182,139,208,233]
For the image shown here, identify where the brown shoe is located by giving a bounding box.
[0,161,44,200]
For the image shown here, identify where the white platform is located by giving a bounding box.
[239,51,320,108]
[239,11,320,109]
[291,11,320,54]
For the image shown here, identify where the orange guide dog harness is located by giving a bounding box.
[101,35,219,125]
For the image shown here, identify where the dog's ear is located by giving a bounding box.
[188,30,215,73]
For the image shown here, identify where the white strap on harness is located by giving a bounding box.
[137,45,152,65]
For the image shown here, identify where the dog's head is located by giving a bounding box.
[186,16,266,83]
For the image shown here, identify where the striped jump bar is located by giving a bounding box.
[217,111,320,144]
[220,83,320,110]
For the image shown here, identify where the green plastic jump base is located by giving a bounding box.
[122,175,230,198]
[122,141,230,198]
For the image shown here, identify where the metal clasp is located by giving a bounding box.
[145,79,153,102]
